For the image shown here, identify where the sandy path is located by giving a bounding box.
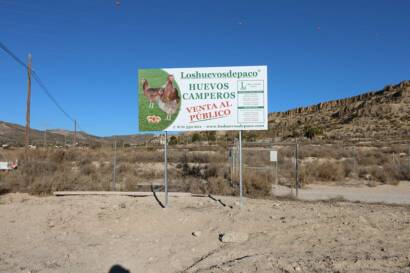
[274,181,410,204]
[0,193,409,273]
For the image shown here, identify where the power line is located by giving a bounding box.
[0,41,27,69]
[31,72,74,122]
[0,41,75,123]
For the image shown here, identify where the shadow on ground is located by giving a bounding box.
[108,264,130,273]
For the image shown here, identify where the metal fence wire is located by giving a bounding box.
[37,140,408,197]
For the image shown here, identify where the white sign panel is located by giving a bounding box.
[270,151,278,162]
[0,162,8,170]
[138,66,268,132]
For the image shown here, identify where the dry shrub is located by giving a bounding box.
[49,150,66,163]
[64,149,78,161]
[138,167,160,180]
[188,152,209,163]
[122,175,137,191]
[133,150,163,162]
[187,178,206,194]
[203,163,218,178]
[317,161,345,181]
[302,161,345,183]
[80,163,96,176]
[358,163,409,184]
[244,170,271,197]
[342,159,355,177]
[207,177,234,195]
[384,163,410,182]
[116,162,133,175]
[0,172,11,194]
[367,166,387,183]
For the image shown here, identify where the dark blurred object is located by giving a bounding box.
[108,264,130,273]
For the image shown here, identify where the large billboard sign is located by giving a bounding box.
[138,66,267,132]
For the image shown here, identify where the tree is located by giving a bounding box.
[192,133,201,142]
[169,136,178,145]
[206,131,216,142]
[304,126,323,139]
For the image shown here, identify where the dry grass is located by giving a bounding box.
[0,143,408,197]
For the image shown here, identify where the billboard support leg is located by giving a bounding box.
[239,130,243,208]
[164,131,168,207]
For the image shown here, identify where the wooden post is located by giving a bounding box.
[25,54,32,149]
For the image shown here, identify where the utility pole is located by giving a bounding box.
[25,53,32,149]
[73,120,77,146]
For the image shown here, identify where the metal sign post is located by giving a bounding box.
[270,150,278,193]
[239,130,243,207]
[164,131,168,207]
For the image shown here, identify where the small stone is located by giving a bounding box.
[219,232,249,243]
[192,231,202,237]
[119,203,126,209]
[272,202,280,208]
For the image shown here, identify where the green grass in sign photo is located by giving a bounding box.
[138,69,181,131]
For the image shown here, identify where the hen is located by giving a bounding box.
[158,75,180,120]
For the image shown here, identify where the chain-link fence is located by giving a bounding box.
[0,140,409,198]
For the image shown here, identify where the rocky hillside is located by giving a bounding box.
[0,121,106,146]
[265,80,410,142]
[0,121,151,147]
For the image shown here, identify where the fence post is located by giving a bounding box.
[112,140,117,191]
[232,146,236,180]
[230,147,234,184]
[295,143,299,198]
[353,145,358,178]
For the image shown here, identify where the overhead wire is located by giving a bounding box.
[0,41,76,124]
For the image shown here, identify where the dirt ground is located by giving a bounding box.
[1,193,410,273]
[275,182,410,205]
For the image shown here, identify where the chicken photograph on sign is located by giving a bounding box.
[138,66,268,132]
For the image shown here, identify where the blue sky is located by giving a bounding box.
[1,0,409,136]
